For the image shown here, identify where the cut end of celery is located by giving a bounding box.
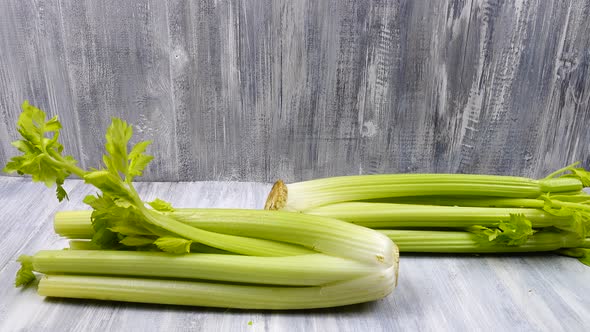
[264,180,288,210]
[392,243,400,287]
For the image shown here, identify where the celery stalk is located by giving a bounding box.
[362,196,548,208]
[68,240,100,250]
[67,240,230,254]
[28,250,381,286]
[264,175,584,212]
[55,209,396,266]
[304,202,571,229]
[380,229,589,253]
[38,267,396,310]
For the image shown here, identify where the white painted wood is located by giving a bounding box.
[0,177,589,331]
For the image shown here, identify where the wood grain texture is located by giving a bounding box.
[1,0,589,182]
[0,177,589,331]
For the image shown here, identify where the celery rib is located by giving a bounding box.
[55,209,396,266]
[38,267,396,310]
[380,230,586,253]
[271,176,582,212]
[304,202,571,228]
[31,250,380,286]
[68,240,100,250]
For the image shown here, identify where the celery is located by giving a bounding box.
[263,164,590,266]
[51,203,571,232]
[265,174,584,212]
[24,250,380,286]
[6,102,399,309]
[380,229,590,253]
[304,202,571,229]
[54,209,396,265]
[67,240,100,250]
[38,268,396,310]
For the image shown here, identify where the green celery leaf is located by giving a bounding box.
[562,167,590,187]
[55,177,68,202]
[558,248,590,267]
[101,118,154,181]
[154,237,192,254]
[56,184,68,202]
[15,255,35,287]
[3,101,77,200]
[11,139,36,154]
[113,197,133,209]
[91,218,119,248]
[83,192,172,248]
[84,194,123,248]
[84,170,130,199]
[148,198,175,212]
[469,214,535,246]
[104,117,133,178]
[128,140,153,178]
[541,194,590,237]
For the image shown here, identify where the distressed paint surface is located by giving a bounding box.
[0,177,589,331]
[0,0,589,182]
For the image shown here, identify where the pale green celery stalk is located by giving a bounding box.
[264,175,583,212]
[137,206,313,257]
[53,205,565,237]
[67,239,230,254]
[380,229,590,253]
[38,267,396,310]
[68,240,100,250]
[54,211,93,239]
[27,250,380,286]
[362,196,548,208]
[362,193,589,207]
[54,209,397,266]
[57,216,95,239]
[304,202,570,228]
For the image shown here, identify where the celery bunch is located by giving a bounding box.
[264,163,590,265]
[5,101,398,309]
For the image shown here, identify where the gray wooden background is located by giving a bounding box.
[1,0,589,182]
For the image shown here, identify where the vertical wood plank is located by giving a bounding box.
[53,0,179,179]
[0,0,588,181]
[0,0,84,167]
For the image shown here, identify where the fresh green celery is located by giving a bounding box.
[67,239,230,254]
[7,102,399,308]
[55,209,396,266]
[304,202,571,229]
[265,175,584,212]
[55,213,96,239]
[68,240,100,250]
[54,204,583,242]
[361,196,548,208]
[25,250,380,286]
[38,267,396,310]
[362,194,590,208]
[380,229,589,253]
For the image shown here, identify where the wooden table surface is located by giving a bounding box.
[1,176,589,331]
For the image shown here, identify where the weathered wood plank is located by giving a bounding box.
[0,178,589,331]
[0,0,589,182]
